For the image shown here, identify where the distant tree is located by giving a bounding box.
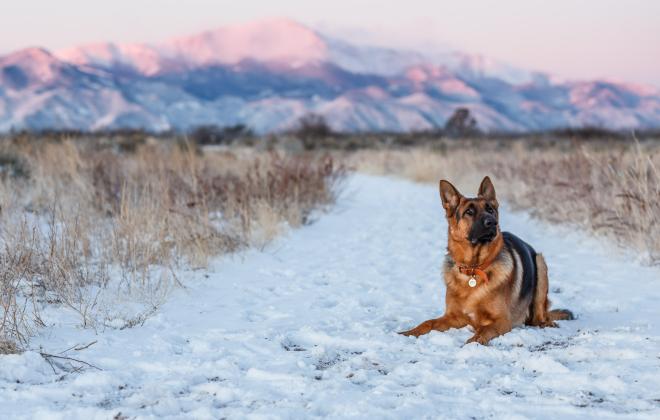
[444,108,480,138]
[294,113,334,139]
[189,124,253,145]
[291,113,335,150]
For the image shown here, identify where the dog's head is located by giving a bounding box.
[439,176,500,246]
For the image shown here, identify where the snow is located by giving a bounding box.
[166,18,328,67]
[0,48,64,84]
[57,42,165,76]
[1,174,660,418]
[57,18,329,74]
[6,24,660,132]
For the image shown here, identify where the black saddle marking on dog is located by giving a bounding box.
[502,231,537,300]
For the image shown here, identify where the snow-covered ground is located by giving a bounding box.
[2,175,659,419]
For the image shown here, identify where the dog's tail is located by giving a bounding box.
[548,309,575,321]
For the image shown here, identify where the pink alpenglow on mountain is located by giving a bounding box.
[57,43,165,76]
[166,18,328,67]
[1,19,659,132]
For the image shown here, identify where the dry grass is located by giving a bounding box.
[4,133,657,352]
[0,139,344,350]
[348,139,660,264]
[493,142,660,263]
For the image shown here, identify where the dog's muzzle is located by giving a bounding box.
[469,214,498,244]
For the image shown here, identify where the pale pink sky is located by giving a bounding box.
[2,0,659,86]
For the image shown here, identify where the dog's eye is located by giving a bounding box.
[485,205,495,214]
[465,208,474,216]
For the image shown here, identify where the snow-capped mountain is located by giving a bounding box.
[1,18,659,133]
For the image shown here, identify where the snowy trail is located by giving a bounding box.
[2,175,660,419]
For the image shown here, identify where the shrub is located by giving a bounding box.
[444,108,480,138]
[0,138,345,349]
[293,114,334,148]
[189,124,253,145]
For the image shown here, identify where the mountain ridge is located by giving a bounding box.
[1,18,659,133]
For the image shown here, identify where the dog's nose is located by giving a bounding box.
[483,216,497,228]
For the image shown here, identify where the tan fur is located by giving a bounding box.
[400,176,573,345]
[528,254,555,327]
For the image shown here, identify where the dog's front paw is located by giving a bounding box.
[465,334,490,346]
[398,328,421,337]
[398,320,433,337]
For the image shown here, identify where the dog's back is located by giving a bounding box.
[501,232,538,325]
[502,231,574,326]
[503,231,537,302]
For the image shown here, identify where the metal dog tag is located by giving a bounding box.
[468,277,477,288]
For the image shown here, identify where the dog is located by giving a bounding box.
[400,176,573,345]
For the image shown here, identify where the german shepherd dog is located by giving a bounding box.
[400,176,573,345]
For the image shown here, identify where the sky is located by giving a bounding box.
[2,0,660,86]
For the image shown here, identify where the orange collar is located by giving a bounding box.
[456,243,502,284]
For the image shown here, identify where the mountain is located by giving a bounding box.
[1,18,659,133]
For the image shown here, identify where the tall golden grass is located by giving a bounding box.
[0,139,344,351]
[348,139,660,264]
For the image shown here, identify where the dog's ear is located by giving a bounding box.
[439,180,462,217]
[478,176,497,203]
